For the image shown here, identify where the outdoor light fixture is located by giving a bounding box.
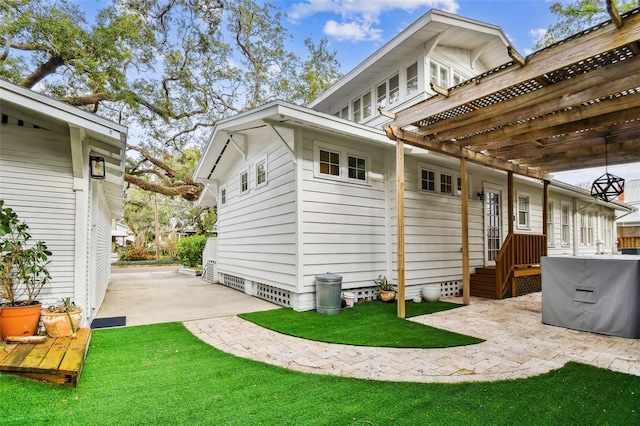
[477,191,485,201]
[90,155,106,180]
[590,140,624,202]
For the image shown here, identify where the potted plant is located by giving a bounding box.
[42,298,83,337]
[0,200,52,339]
[374,275,396,302]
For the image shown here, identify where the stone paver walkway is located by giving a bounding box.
[184,293,640,383]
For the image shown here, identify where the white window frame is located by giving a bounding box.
[376,73,400,111]
[561,203,570,246]
[417,163,465,197]
[604,212,612,246]
[547,201,555,247]
[313,141,370,185]
[430,60,465,89]
[352,91,372,122]
[517,193,530,229]
[220,186,227,206]
[587,211,594,245]
[255,155,268,189]
[579,211,587,245]
[239,167,249,195]
[406,62,418,95]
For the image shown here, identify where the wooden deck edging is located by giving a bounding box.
[0,328,91,387]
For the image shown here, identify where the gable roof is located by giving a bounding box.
[0,79,127,216]
[308,9,514,113]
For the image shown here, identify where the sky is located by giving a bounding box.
[74,0,640,186]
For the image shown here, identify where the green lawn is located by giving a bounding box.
[0,323,637,425]
[239,300,482,347]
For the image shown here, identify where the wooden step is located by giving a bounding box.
[0,328,91,387]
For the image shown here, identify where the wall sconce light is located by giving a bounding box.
[90,155,106,180]
[477,191,484,201]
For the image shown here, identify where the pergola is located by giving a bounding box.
[386,6,640,317]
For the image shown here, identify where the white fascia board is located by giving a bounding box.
[0,79,127,142]
[550,179,635,212]
[193,101,393,182]
[307,9,513,110]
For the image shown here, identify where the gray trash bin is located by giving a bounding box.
[316,273,343,315]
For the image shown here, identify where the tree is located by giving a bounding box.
[536,0,638,48]
[0,0,342,202]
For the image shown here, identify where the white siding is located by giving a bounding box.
[0,126,76,307]
[93,186,112,319]
[216,141,297,289]
[300,134,388,291]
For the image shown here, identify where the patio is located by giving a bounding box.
[185,292,640,383]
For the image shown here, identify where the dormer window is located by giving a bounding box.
[406,62,418,95]
[352,92,372,122]
[377,82,387,109]
[430,60,466,89]
[389,74,399,104]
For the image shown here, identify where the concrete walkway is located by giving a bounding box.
[97,266,279,326]
[184,293,640,383]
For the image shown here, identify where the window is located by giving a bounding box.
[440,173,453,195]
[240,169,249,193]
[587,212,594,245]
[348,155,366,181]
[453,72,464,86]
[579,212,587,245]
[377,75,400,110]
[351,92,372,122]
[418,165,463,197]
[340,106,349,119]
[256,157,267,187]
[421,169,435,192]
[430,61,449,87]
[517,194,530,228]
[406,63,418,95]
[561,204,570,245]
[220,187,226,205]
[319,149,340,177]
[388,74,399,104]
[547,202,554,246]
[376,82,387,109]
[314,142,369,184]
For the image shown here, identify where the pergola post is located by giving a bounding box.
[461,158,470,305]
[396,140,406,318]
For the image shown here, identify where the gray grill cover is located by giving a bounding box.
[541,256,640,338]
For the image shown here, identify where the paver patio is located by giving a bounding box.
[185,292,640,383]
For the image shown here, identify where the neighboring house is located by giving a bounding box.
[0,79,126,324]
[112,221,135,249]
[617,179,640,249]
[194,10,633,311]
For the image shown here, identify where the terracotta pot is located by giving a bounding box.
[379,290,396,302]
[42,308,83,337]
[0,302,42,339]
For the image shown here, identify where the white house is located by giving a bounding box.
[0,79,126,324]
[194,10,633,311]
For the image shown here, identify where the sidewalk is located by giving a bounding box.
[184,293,640,383]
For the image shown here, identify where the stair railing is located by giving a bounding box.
[495,234,545,299]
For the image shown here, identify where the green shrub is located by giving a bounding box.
[175,235,207,268]
[120,247,152,261]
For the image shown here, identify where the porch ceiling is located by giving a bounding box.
[388,8,640,181]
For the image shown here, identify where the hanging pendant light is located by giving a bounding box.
[590,140,624,202]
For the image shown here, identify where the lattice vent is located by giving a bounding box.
[256,283,291,307]
[353,288,377,302]
[516,275,541,296]
[222,274,245,291]
[440,280,462,297]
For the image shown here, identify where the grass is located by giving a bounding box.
[239,300,482,348]
[0,322,637,425]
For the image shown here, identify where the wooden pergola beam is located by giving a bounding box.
[395,10,640,129]
[387,126,550,180]
[419,57,640,141]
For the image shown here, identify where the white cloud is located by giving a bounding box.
[288,0,459,43]
[323,20,383,42]
[529,28,547,44]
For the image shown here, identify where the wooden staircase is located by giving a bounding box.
[470,233,545,300]
[470,265,542,299]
